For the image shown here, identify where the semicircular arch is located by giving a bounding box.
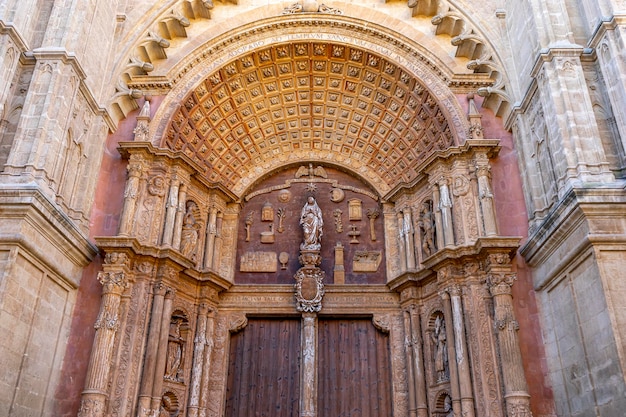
[151,14,476,197]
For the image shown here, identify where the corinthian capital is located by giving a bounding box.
[97,271,129,294]
[487,272,516,296]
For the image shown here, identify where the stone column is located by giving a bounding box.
[474,154,497,236]
[449,286,475,417]
[198,310,217,417]
[432,186,445,250]
[487,254,533,417]
[403,210,416,269]
[150,287,176,411]
[397,212,407,271]
[404,304,428,417]
[334,242,345,284]
[137,282,167,416]
[118,158,144,236]
[78,259,130,417]
[172,183,188,250]
[402,309,418,417]
[161,175,180,247]
[438,179,454,247]
[440,288,462,417]
[212,212,224,270]
[300,313,318,417]
[203,207,218,269]
[188,304,211,417]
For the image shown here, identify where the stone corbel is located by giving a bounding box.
[229,313,248,333]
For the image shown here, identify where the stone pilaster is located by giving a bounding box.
[79,254,131,417]
[403,304,428,417]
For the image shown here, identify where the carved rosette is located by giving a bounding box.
[294,267,325,312]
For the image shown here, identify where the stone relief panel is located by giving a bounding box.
[236,165,385,285]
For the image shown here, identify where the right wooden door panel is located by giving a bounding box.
[317,318,393,417]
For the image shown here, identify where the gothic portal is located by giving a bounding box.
[2,1,626,417]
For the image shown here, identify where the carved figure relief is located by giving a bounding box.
[180,202,201,261]
[277,189,292,203]
[279,252,289,269]
[164,314,187,382]
[330,187,345,202]
[431,314,449,383]
[260,224,275,243]
[418,200,437,257]
[353,251,382,272]
[300,196,323,250]
[295,163,327,179]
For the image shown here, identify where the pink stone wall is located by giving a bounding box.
[458,94,555,416]
[53,97,163,417]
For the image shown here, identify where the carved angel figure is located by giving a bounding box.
[300,196,323,250]
[418,201,436,257]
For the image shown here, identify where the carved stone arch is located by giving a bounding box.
[147,17,475,197]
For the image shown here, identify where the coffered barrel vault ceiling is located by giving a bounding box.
[162,42,456,195]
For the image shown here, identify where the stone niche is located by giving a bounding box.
[237,165,385,285]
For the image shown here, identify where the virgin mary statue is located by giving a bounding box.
[300,196,323,251]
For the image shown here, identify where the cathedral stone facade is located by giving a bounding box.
[1,1,625,416]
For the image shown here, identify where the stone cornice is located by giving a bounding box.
[94,236,232,293]
[117,141,238,202]
[520,183,626,270]
[384,138,501,201]
[21,47,117,132]
[0,185,99,285]
[587,14,626,49]
[0,19,29,51]
[530,44,586,78]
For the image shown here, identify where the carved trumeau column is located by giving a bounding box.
[119,157,145,236]
[162,174,180,247]
[448,286,475,417]
[300,313,318,417]
[79,254,131,417]
[487,254,533,417]
[172,183,188,250]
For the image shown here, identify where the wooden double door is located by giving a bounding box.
[224,318,392,417]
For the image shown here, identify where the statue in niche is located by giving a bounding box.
[180,203,200,261]
[443,394,453,417]
[165,316,185,382]
[300,196,323,251]
[431,314,449,383]
[418,201,437,257]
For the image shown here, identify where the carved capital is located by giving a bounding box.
[487,252,511,267]
[487,272,516,296]
[97,271,129,294]
[77,397,105,417]
[448,284,462,297]
[154,281,167,296]
[134,261,154,275]
[164,287,177,300]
